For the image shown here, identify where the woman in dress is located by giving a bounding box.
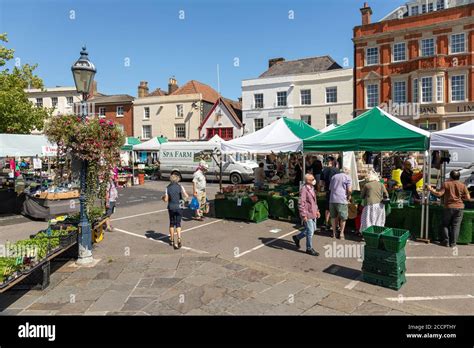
[360,171,389,233]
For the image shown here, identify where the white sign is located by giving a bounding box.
[33,158,42,170]
[41,145,58,157]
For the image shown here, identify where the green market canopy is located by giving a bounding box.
[222,117,320,153]
[303,107,430,152]
[121,137,141,151]
[133,136,168,151]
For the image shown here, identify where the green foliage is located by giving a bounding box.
[0,33,52,133]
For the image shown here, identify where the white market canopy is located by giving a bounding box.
[133,136,168,151]
[221,118,320,154]
[430,120,474,150]
[0,134,56,157]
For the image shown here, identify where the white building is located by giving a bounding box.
[381,0,473,20]
[26,86,83,117]
[242,56,353,133]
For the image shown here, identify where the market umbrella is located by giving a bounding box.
[303,107,430,152]
[430,120,474,150]
[221,118,320,153]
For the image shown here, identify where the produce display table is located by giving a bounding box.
[386,205,474,244]
[255,192,298,221]
[214,197,268,223]
[22,195,80,220]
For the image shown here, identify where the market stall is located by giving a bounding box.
[303,107,433,240]
[132,136,168,184]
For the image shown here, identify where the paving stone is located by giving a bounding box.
[114,271,144,285]
[137,278,154,288]
[57,277,91,289]
[184,274,220,287]
[164,285,227,314]
[261,274,287,286]
[302,305,346,315]
[142,301,181,315]
[0,308,22,315]
[264,303,305,315]
[143,269,176,278]
[316,293,364,314]
[28,302,66,311]
[200,296,242,315]
[234,268,269,282]
[387,309,410,315]
[19,310,57,315]
[227,298,275,315]
[212,276,248,291]
[352,301,392,315]
[243,281,272,293]
[228,289,253,300]
[151,277,183,288]
[74,289,105,302]
[0,293,40,310]
[208,257,231,267]
[87,279,114,290]
[56,301,94,315]
[223,262,247,272]
[121,297,156,311]
[130,287,169,298]
[185,308,211,315]
[87,290,132,312]
[293,286,331,310]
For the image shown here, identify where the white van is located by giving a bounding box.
[159,141,258,184]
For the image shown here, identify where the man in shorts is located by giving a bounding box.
[329,167,352,240]
[192,160,209,221]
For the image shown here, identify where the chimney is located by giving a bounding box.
[138,81,149,98]
[168,77,179,94]
[268,57,285,68]
[360,2,372,26]
[238,97,242,103]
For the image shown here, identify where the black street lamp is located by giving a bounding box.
[71,46,96,264]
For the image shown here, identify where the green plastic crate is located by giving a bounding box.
[362,261,406,278]
[380,228,410,253]
[363,246,406,265]
[362,271,406,290]
[362,226,388,249]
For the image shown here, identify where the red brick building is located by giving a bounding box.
[91,94,135,136]
[353,1,474,130]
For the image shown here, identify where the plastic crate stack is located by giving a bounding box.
[361,226,410,290]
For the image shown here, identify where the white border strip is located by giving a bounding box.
[386,294,474,302]
[235,229,301,258]
[111,209,168,222]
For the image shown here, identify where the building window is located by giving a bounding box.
[99,107,106,118]
[326,87,338,104]
[116,106,124,117]
[366,47,378,66]
[421,77,433,103]
[393,81,406,104]
[436,76,444,103]
[176,104,184,117]
[450,33,466,54]
[413,79,419,103]
[427,3,434,12]
[254,118,264,131]
[325,113,338,127]
[51,97,58,108]
[35,98,43,107]
[276,91,287,107]
[451,75,465,102]
[175,124,186,138]
[448,122,462,128]
[421,38,435,57]
[144,107,150,119]
[206,128,233,140]
[421,4,427,13]
[254,94,263,109]
[411,6,419,15]
[142,125,152,139]
[393,42,406,62]
[66,96,74,106]
[419,123,438,131]
[300,89,311,105]
[436,0,445,10]
[366,84,379,108]
[301,115,311,125]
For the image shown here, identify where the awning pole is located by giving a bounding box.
[425,150,432,240]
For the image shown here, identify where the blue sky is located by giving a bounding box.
[1,0,398,100]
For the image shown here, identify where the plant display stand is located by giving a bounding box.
[214,197,268,223]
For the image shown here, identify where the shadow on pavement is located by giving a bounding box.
[323,264,362,281]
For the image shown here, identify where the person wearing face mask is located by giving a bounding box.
[292,173,320,256]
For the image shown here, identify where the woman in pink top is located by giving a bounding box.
[292,173,320,256]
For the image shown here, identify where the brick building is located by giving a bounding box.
[353,0,474,130]
[91,94,135,136]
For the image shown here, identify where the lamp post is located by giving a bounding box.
[71,46,96,264]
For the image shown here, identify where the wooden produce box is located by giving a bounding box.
[37,190,80,200]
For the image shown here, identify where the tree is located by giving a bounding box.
[0,33,52,134]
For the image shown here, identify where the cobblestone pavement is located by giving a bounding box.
[0,251,444,316]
